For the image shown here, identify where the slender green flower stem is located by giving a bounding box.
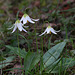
[0,50,3,74]
[64,23,68,75]
[34,24,38,52]
[40,21,46,74]
[64,24,68,39]
[64,58,74,75]
[59,59,62,75]
[34,23,39,74]
[17,31,24,74]
[27,36,30,51]
[18,34,30,51]
[35,35,38,52]
[40,28,44,58]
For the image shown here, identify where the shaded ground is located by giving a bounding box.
[0,0,75,75]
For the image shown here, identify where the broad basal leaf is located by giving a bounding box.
[6,45,27,58]
[24,52,40,73]
[43,41,66,72]
[51,57,75,73]
[0,56,15,69]
[0,56,5,61]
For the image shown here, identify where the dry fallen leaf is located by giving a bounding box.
[43,23,56,27]
[61,0,75,6]
[34,0,40,7]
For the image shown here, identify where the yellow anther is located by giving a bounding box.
[27,20,29,23]
[50,31,51,34]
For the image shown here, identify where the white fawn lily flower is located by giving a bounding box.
[39,26,60,36]
[20,14,39,24]
[8,20,28,33]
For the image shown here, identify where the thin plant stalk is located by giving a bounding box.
[17,31,24,74]
[63,23,68,75]
[59,58,62,75]
[34,23,40,74]
[27,35,30,51]
[40,21,44,74]
[16,11,24,74]
[18,34,30,51]
[34,24,38,52]
[64,58,74,75]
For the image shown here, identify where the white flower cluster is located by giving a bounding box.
[8,14,39,33]
[8,13,60,36]
[39,26,60,36]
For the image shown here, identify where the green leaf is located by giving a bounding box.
[0,56,5,61]
[0,56,15,69]
[51,58,75,73]
[70,50,75,56]
[48,36,52,49]
[24,52,40,73]
[6,45,27,58]
[43,41,66,72]
[46,58,61,73]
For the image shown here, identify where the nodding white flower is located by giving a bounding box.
[39,26,60,36]
[8,20,28,33]
[20,14,39,24]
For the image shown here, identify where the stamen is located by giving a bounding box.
[50,31,51,34]
[27,20,29,23]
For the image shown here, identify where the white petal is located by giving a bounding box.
[22,27,27,32]
[23,17,27,24]
[17,23,22,31]
[46,28,51,34]
[55,30,60,32]
[27,16,35,23]
[12,26,17,33]
[8,25,14,30]
[20,16,24,21]
[39,29,47,36]
[20,16,27,24]
[31,18,39,21]
[50,28,57,34]
[21,23,24,26]
[23,26,29,28]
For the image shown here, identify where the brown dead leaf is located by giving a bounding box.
[43,23,56,27]
[61,0,75,6]
[41,14,49,19]
[34,0,40,7]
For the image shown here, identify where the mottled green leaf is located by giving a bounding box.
[43,41,66,72]
[0,56,15,69]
